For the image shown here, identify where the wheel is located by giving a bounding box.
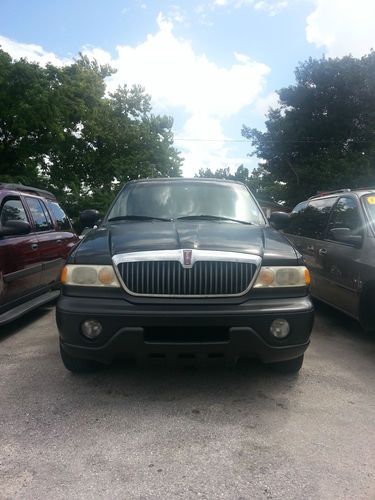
[269,355,304,374]
[359,287,375,333]
[60,342,101,373]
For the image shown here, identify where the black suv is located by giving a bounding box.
[280,188,375,330]
[56,178,314,374]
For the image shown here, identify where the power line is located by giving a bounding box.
[175,138,248,143]
[174,137,373,144]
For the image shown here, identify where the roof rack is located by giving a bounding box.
[0,183,56,200]
[308,189,351,200]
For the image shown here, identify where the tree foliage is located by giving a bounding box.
[242,53,375,206]
[0,49,182,217]
[197,164,269,200]
[198,164,250,182]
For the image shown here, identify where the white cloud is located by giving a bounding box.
[176,114,258,176]
[254,91,280,117]
[208,0,289,15]
[135,0,147,9]
[176,115,229,176]
[167,5,187,24]
[195,0,289,25]
[0,15,270,176]
[83,13,270,175]
[253,1,288,16]
[92,13,270,119]
[81,46,113,66]
[306,0,375,57]
[0,35,69,66]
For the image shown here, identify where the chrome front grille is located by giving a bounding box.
[113,250,261,297]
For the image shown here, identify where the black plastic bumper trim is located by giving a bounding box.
[60,327,310,364]
[57,295,314,364]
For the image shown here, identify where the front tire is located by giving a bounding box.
[269,355,304,374]
[60,342,101,373]
[359,287,375,333]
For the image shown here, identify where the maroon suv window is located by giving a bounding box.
[47,201,72,231]
[1,198,28,224]
[25,197,53,232]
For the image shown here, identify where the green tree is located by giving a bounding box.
[0,49,182,217]
[196,164,271,200]
[197,165,250,182]
[242,53,375,206]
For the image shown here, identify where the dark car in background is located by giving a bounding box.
[57,178,314,374]
[278,188,375,331]
[0,184,78,325]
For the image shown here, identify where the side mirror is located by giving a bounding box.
[330,228,362,247]
[0,220,31,236]
[79,209,100,228]
[269,211,290,230]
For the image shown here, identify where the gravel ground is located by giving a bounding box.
[1,302,375,500]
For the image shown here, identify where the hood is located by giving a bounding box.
[71,220,298,265]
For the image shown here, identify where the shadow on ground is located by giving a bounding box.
[313,298,375,344]
[0,305,54,343]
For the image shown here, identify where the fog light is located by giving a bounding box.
[81,319,102,339]
[270,319,290,339]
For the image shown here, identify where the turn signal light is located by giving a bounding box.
[304,268,311,286]
[61,266,68,284]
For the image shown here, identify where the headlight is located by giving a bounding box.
[61,265,120,287]
[254,266,310,288]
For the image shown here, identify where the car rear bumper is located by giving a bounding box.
[56,295,314,364]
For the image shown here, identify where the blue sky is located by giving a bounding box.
[1,0,375,176]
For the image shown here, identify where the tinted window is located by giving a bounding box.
[286,197,337,239]
[303,198,337,239]
[25,197,53,232]
[286,201,308,236]
[291,201,308,214]
[108,181,266,225]
[328,197,362,238]
[1,198,28,225]
[47,201,71,231]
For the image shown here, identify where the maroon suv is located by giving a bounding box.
[0,183,78,325]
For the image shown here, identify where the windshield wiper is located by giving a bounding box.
[175,215,253,225]
[108,215,171,222]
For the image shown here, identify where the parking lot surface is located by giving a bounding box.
[1,303,375,500]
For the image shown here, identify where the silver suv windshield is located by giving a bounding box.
[361,193,375,229]
[107,180,266,226]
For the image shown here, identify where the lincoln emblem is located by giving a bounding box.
[183,249,193,268]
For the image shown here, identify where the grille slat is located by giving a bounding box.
[118,260,256,296]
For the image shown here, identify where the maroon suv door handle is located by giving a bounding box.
[57,239,62,244]
[319,248,328,255]
[31,243,38,250]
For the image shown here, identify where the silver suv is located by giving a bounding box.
[272,188,375,331]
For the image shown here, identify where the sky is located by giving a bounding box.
[1,0,375,177]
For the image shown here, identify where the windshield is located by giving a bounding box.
[107,181,266,225]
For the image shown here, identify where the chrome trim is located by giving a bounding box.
[113,250,261,267]
[112,250,262,298]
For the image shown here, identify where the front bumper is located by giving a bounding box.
[57,294,314,364]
